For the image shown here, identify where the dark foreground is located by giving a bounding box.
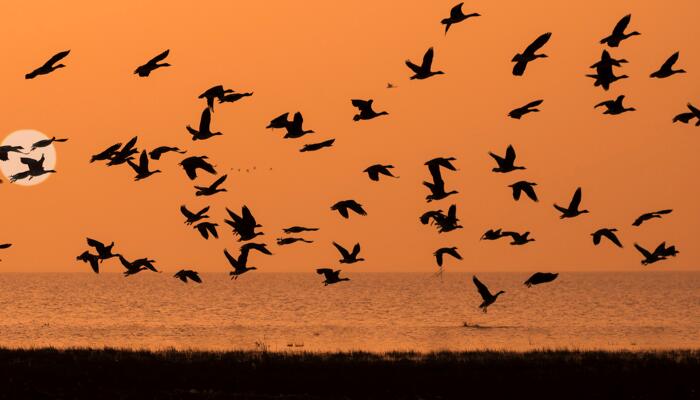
[0,348,698,399]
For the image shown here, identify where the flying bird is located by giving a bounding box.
[134,49,171,77]
[224,248,258,280]
[333,242,365,264]
[127,151,161,181]
[86,238,118,262]
[600,14,640,47]
[508,100,543,119]
[0,243,11,261]
[502,231,535,245]
[587,50,629,90]
[632,209,672,226]
[25,50,70,79]
[0,145,27,161]
[219,92,253,104]
[181,205,210,225]
[634,243,670,266]
[30,137,68,151]
[266,112,315,139]
[179,156,217,180]
[195,174,228,196]
[509,181,538,202]
[149,146,186,160]
[480,229,505,241]
[424,157,458,202]
[76,251,100,274]
[595,95,636,115]
[591,228,623,248]
[300,139,335,152]
[187,108,222,141]
[434,247,462,267]
[650,52,686,78]
[10,154,56,182]
[199,85,233,110]
[363,164,398,181]
[119,255,153,277]
[174,269,202,283]
[472,275,505,313]
[277,237,313,246]
[673,103,700,126]
[441,2,480,35]
[316,268,350,286]
[194,222,219,240]
[107,136,139,166]
[283,226,319,234]
[512,32,551,76]
[352,99,389,121]
[224,206,264,241]
[489,145,525,173]
[331,200,367,219]
[524,272,558,287]
[554,187,589,218]
[406,47,444,80]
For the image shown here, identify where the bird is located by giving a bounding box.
[554,187,589,218]
[333,242,365,264]
[90,143,122,163]
[363,164,398,181]
[331,200,367,219]
[132,258,159,272]
[316,268,350,286]
[632,209,672,226]
[424,157,458,202]
[600,14,640,48]
[219,92,253,104]
[118,255,153,277]
[441,2,480,35]
[673,103,700,126]
[149,146,186,160]
[30,137,68,151]
[508,100,543,119]
[224,206,264,241]
[199,85,233,110]
[502,231,535,245]
[76,251,100,274]
[489,145,525,173]
[194,222,219,240]
[283,226,319,234]
[406,47,444,80]
[181,205,210,225]
[174,269,202,283]
[650,52,686,78]
[187,108,222,141]
[107,137,139,166]
[591,228,623,248]
[434,247,462,267]
[300,139,335,152]
[134,49,171,77]
[179,156,217,180]
[10,154,56,182]
[659,243,679,258]
[194,174,228,196]
[266,112,315,139]
[434,204,462,233]
[587,50,629,90]
[241,242,273,256]
[595,95,636,115]
[524,272,558,288]
[423,179,458,203]
[0,145,27,161]
[277,237,313,246]
[127,151,161,181]
[480,229,504,241]
[512,32,551,76]
[86,238,118,262]
[590,50,629,70]
[25,50,70,79]
[472,275,505,313]
[420,209,445,226]
[224,248,258,280]
[634,243,669,266]
[351,99,388,121]
[509,181,538,202]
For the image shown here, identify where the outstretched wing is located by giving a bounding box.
[45,50,71,67]
[472,275,492,300]
[180,205,195,220]
[148,49,170,64]
[421,47,435,70]
[405,59,422,74]
[634,243,652,259]
[351,99,371,111]
[660,52,680,71]
[602,230,623,248]
[505,145,516,163]
[333,242,351,259]
[223,249,239,269]
[199,107,212,132]
[522,183,538,202]
[351,243,361,258]
[569,187,582,210]
[524,32,551,55]
[209,174,227,189]
[524,99,544,109]
[450,2,464,19]
[612,14,632,36]
[347,201,367,216]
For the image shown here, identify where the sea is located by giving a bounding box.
[0,272,698,352]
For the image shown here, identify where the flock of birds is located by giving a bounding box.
[1,5,694,314]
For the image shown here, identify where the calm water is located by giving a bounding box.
[0,272,698,352]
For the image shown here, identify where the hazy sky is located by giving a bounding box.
[0,1,697,272]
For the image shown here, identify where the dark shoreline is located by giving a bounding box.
[0,348,698,399]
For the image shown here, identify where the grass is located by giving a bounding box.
[0,347,698,399]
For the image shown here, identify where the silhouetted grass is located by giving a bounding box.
[0,347,698,399]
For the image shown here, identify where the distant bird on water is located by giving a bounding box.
[317,268,350,286]
[127,151,161,181]
[440,2,480,35]
[25,50,70,79]
[224,206,264,241]
[331,200,367,219]
[632,209,672,226]
[149,146,186,160]
[134,49,171,77]
[600,14,640,48]
[591,228,623,248]
[179,156,217,180]
[174,269,202,283]
[86,238,118,262]
[524,272,558,287]
[673,103,700,126]
[181,205,210,225]
[30,137,68,151]
[512,32,551,76]
[509,181,538,202]
[489,145,525,173]
[554,187,589,218]
[333,242,365,264]
[76,251,100,274]
[194,221,218,240]
[283,226,319,234]
[187,108,222,141]
[364,164,398,181]
[351,99,388,121]
[508,100,543,119]
[472,275,505,313]
[595,95,636,115]
[502,231,535,245]
[406,47,444,80]
[650,52,686,79]
[195,174,228,196]
[300,139,335,152]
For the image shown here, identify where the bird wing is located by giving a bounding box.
[448,204,457,219]
[148,49,170,64]
[472,276,493,300]
[653,242,667,256]
[613,14,632,36]
[351,99,371,111]
[488,151,505,167]
[632,213,649,226]
[446,248,462,260]
[86,238,104,251]
[223,249,240,269]
[347,201,367,216]
[422,47,435,70]
[316,268,334,278]
[267,112,290,128]
[88,257,99,274]
[450,2,465,18]
[505,145,516,164]
[592,231,602,245]
[553,204,569,214]
[199,107,212,132]
[405,60,422,74]
[660,52,680,70]
[524,32,551,55]
[654,209,673,215]
[569,187,582,210]
[122,136,138,153]
[522,183,538,202]
[333,242,351,259]
[242,205,257,226]
[196,158,217,175]
[209,174,227,189]
[196,223,210,239]
[139,150,149,169]
[602,230,623,247]
[0,243,11,249]
[434,250,444,267]
[687,103,700,115]
[512,185,522,201]
[595,100,613,109]
[524,99,544,109]
[180,205,195,220]
[45,50,71,67]
[351,243,361,258]
[634,243,652,258]
[188,271,202,283]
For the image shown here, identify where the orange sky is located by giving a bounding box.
[0,1,697,272]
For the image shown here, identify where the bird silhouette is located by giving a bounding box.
[651,52,686,78]
[317,268,350,286]
[420,209,445,226]
[441,2,480,34]
[225,206,264,241]
[591,228,623,248]
[472,275,505,313]
[199,85,233,110]
[86,238,118,262]
[30,137,68,151]
[107,137,139,166]
[300,139,335,152]
[480,229,505,241]
[595,95,636,115]
[10,154,56,182]
[554,187,589,218]
[219,92,253,104]
[512,32,551,76]
[134,49,171,77]
[119,255,153,276]
[331,200,367,219]
[434,247,462,267]
[424,157,458,202]
[195,174,228,196]
[127,151,161,181]
[181,205,210,225]
[277,237,314,246]
[352,99,389,121]
[364,164,398,181]
[25,50,70,79]
[132,258,159,272]
[174,269,202,283]
[406,47,444,80]
[509,181,538,202]
[489,145,525,173]
[0,243,10,261]
[590,50,628,70]
[90,143,122,163]
[0,145,27,161]
[266,112,315,139]
[283,226,319,234]
[632,209,672,226]
[587,50,629,90]
[600,14,640,47]
[508,100,543,119]
[224,247,258,280]
[502,231,535,245]
[149,146,186,160]
[76,251,100,273]
[194,221,218,240]
[436,204,462,233]
[634,243,670,266]
[179,156,217,180]
[524,272,558,287]
[187,108,222,141]
[673,103,700,125]
[333,242,365,264]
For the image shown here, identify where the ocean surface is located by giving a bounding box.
[0,272,698,352]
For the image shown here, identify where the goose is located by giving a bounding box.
[132,258,159,272]
[406,47,444,80]
[489,145,525,173]
[435,204,462,233]
[441,2,480,35]
[199,85,233,110]
[524,272,558,287]
[224,248,257,280]
[472,275,505,313]
[502,231,535,245]
[632,209,672,226]
[600,14,640,47]
[134,49,171,77]
[351,99,388,121]
[224,206,264,241]
[434,247,462,267]
[30,137,68,151]
[219,92,253,104]
[423,179,458,202]
[76,251,100,274]
[194,174,227,196]
[266,112,315,139]
[86,238,118,262]
[554,187,589,218]
[480,229,504,241]
[591,228,623,248]
[508,100,543,119]
[512,32,551,76]
[174,269,202,283]
[300,139,335,152]
[127,151,161,181]
[194,222,218,240]
[118,255,149,277]
[0,145,27,161]
[277,237,314,246]
[107,136,139,166]
[283,226,319,234]
[149,146,186,160]
[179,156,217,180]
[25,50,70,79]
[420,209,445,226]
[90,143,122,163]
[317,268,350,286]
[10,154,56,182]
[333,242,364,264]
[331,200,367,218]
[651,52,686,78]
[364,164,398,181]
[634,243,668,266]
[181,205,210,225]
[595,95,636,115]
[509,181,538,202]
[187,108,222,141]
[672,103,700,126]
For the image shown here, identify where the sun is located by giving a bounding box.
[0,129,57,186]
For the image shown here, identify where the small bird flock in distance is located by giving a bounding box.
[2,5,692,314]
